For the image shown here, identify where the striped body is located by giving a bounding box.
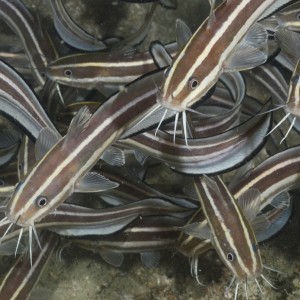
[46,43,177,89]
[0,198,193,243]
[159,0,277,112]
[74,216,183,254]
[194,176,262,281]
[232,146,300,206]
[6,71,164,227]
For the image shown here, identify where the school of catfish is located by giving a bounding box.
[0,0,300,299]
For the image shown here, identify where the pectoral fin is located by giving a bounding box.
[75,172,119,193]
[223,42,268,72]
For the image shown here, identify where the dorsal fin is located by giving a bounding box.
[176,19,192,48]
[65,106,91,144]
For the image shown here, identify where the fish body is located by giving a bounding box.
[193,176,262,281]
[158,0,283,112]
[46,43,177,91]
[6,71,164,227]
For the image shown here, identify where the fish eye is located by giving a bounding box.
[297,13,300,20]
[0,179,4,186]
[188,77,199,90]
[164,66,171,77]
[227,252,236,262]
[18,162,23,170]
[64,69,72,77]
[36,196,48,208]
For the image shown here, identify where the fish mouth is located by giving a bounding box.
[156,94,185,112]
[5,208,30,228]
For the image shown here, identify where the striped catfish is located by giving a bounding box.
[156,0,284,111]
[161,86,242,138]
[0,0,58,86]
[72,216,184,268]
[4,70,170,228]
[183,176,277,298]
[149,0,293,139]
[231,145,300,206]
[178,183,291,284]
[159,70,246,138]
[0,198,193,250]
[46,43,177,92]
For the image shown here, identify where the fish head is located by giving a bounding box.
[213,228,263,282]
[6,145,73,227]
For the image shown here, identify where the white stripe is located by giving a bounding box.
[50,58,155,70]
[55,75,139,84]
